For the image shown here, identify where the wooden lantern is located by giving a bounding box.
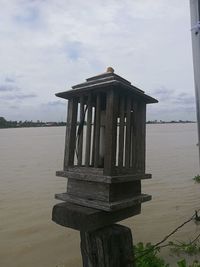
[55,68,158,212]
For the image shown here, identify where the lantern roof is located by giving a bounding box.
[56,67,158,104]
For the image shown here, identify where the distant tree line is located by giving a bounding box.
[0,117,195,129]
[0,117,66,129]
[146,120,195,124]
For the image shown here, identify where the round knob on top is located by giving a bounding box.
[106,67,114,73]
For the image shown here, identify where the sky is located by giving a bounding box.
[0,0,197,121]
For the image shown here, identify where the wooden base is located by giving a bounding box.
[52,202,141,231]
[56,168,151,212]
[55,192,151,211]
[80,224,135,267]
[56,168,151,183]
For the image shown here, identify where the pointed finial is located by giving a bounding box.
[106,67,114,73]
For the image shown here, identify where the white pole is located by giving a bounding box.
[190,0,200,165]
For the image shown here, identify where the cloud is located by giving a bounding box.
[0,0,196,121]
[45,100,66,107]
[173,93,195,105]
[0,84,19,92]
[148,85,196,121]
[65,41,82,61]
[5,77,15,83]
[0,93,37,100]
[152,86,195,106]
[13,3,41,29]
[153,87,175,101]
[9,105,19,109]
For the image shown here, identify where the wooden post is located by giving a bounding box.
[125,97,131,169]
[104,89,118,175]
[94,93,101,168]
[136,102,146,172]
[118,96,125,170]
[54,68,157,267]
[85,94,92,167]
[64,98,78,169]
[80,224,135,267]
[78,96,84,166]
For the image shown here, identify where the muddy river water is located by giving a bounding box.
[0,123,199,266]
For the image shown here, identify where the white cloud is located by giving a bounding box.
[0,0,196,121]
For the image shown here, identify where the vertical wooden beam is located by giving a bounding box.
[104,89,118,175]
[94,93,101,168]
[78,96,84,166]
[139,103,146,172]
[134,102,146,172]
[64,98,78,169]
[85,94,92,167]
[125,97,131,169]
[80,224,135,267]
[118,95,125,169]
[131,101,137,169]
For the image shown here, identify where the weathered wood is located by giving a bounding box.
[140,103,146,172]
[66,179,141,203]
[131,101,137,169]
[94,93,101,167]
[55,192,151,211]
[53,69,158,267]
[78,96,84,166]
[118,95,125,169]
[64,98,78,168]
[52,202,141,231]
[56,73,158,104]
[85,94,92,167]
[109,181,141,202]
[56,169,151,183]
[67,179,110,202]
[125,97,132,169]
[80,224,135,267]
[134,102,146,172]
[104,89,118,175]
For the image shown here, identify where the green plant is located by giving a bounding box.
[177,259,187,267]
[134,242,200,267]
[177,259,200,267]
[190,260,200,267]
[169,241,200,256]
[193,175,200,183]
[134,242,169,267]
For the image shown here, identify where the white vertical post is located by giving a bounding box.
[190,0,200,165]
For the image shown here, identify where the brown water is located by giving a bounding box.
[0,124,200,267]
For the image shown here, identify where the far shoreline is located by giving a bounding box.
[0,119,196,130]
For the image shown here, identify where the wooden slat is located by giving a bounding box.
[85,94,92,167]
[118,95,125,169]
[78,96,84,166]
[104,89,118,175]
[139,103,146,172]
[64,98,78,168]
[131,101,137,169]
[94,93,101,167]
[125,97,131,168]
[134,102,146,172]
